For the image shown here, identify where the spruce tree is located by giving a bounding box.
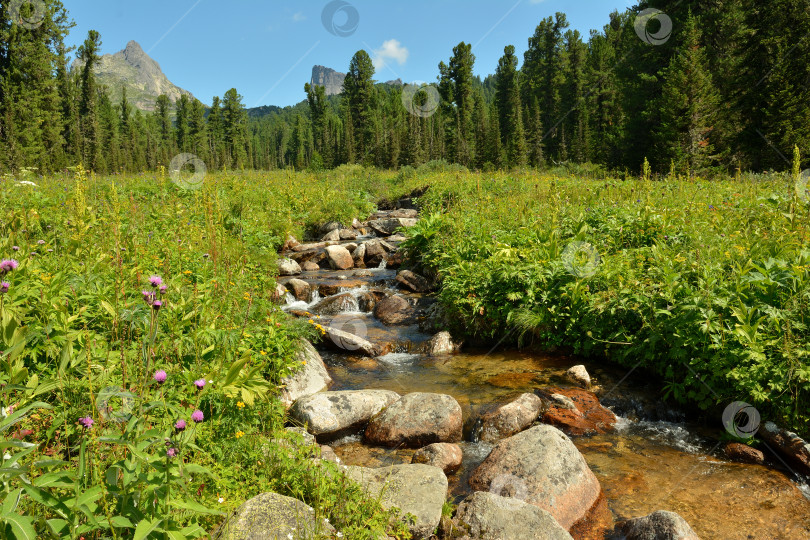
[78,30,102,170]
[342,50,376,162]
[495,45,526,167]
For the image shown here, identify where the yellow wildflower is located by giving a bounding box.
[235,431,244,439]
[237,401,245,409]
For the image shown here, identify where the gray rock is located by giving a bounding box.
[351,243,366,267]
[396,270,431,293]
[368,218,418,236]
[272,283,287,304]
[301,261,320,272]
[455,491,573,540]
[311,65,345,97]
[565,365,591,388]
[373,295,415,325]
[285,278,312,302]
[321,229,341,242]
[619,510,701,540]
[324,245,354,270]
[289,390,400,438]
[477,393,544,443]
[411,443,463,474]
[213,492,334,540]
[338,229,357,240]
[277,258,302,276]
[324,325,382,356]
[364,240,387,266]
[311,292,358,315]
[550,393,578,410]
[319,220,344,235]
[365,392,463,448]
[279,341,332,409]
[345,464,447,539]
[469,424,601,530]
[426,331,457,356]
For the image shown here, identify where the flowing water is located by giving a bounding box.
[282,246,810,539]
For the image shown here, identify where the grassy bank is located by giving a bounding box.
[0,167,410,539]
[400,166,810,437]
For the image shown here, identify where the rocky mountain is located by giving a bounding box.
[72,40,194,112]
[310,65,346,96]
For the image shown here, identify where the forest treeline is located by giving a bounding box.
[1,0,809,175]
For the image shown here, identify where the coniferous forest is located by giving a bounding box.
[2,0,810,175]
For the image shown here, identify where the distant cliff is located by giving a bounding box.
[310,65,346,96]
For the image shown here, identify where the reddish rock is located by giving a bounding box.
[284,278,311,302]
[373,295,415,325]
[281,234,300,251]
[569,491,614,540]
[365,392,463,448]
[759,422,810,475]
[540,387,617,436]
[301,261,320,272]
[724,442,765,465]
[411,443,463,474]
[477,393,544,443]
[386,251,405,269]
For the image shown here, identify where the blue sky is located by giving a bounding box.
[64,0,635,108]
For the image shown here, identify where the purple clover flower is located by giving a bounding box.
[166,447,178,458]
[0,259,19,274]
[194,378,206,390]
[191,410,204,423]
[0,282,8,294]
[78,416,94,429]
[149,275,163,287]
[153,370,167,384]
[152,300,163,311]
[174,419,187,431]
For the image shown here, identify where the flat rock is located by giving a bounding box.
[324,245,353,270]
[365,392,463,448]
[345,464,447,539]
[411,442,463,474]
[324,325,382,356]
[373,295,415,325]
[455,491,573,540]
[289,390,400,438]
[759,421,810,475]
[284,278,311,302]
[278,341,332,408]
[619,510,700,540]
[540,387,617,436]
[469,424,602,530]
[565,365,591,388]
[396,270,431,293]
[277,258,301,276]
[369,218,418,236]
[477,393,544,443]
[213,492,334,540]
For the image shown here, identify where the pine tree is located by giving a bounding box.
[495,45,526,167]
[448,42,476,165]
[78,30,102,170]
[222,88,249,168]
[176,94,190,153]
[343,50,376,162]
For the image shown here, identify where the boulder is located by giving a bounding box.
[319,445,339,464]
[365,392,463,448]
[477,393,544,443]
[345,464,447,539]
[364,240,387,266]
[284,278,312,302]
[301,261,320,272]
[388,209,419,219]
[724,442,765,465]
[213,492,334,540]
[373,295,415,325]
[319,221,343,235]
[351,243,366,267]
[310,292,358,315]
[293,241,328,252]
[321,229,341,242]
[278,341,332,408]
[469,424,602,530]
[338,229,357,240]
[758,422,810,475]
[272,283,287,303]
[324,245,353,270]
[351,218,363,229]
[396,270,431,293]
[565,365,591,388]
[618,510,700,540]
[386,251,405,269]
[426,331,457,356]
[455,492,573,540]
[281,234,300,252]
[288,248,326,266]
[276,258,301,276]
[411,443,463,474]
[540,387,617,436]
[288,390,400,438]
[324,325,382,357]
[369,218,418,236]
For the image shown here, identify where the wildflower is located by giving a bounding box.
[159,284,167,295]
[149,275,163,287]
[194,378,206,389]
[142,290,154,304]
[260,350,267,356]
[37,240,45,245]
[191,409,204,423]
[0,259,19,274]
[166,447,178,458]
[11,246,18,251]
[235,431,244,439]
[237,401,245,409]
[78,416,94,429]
[153,370,167,384]
[0,282,8,294]
[152,300,163,311]
[174,419,187,431]
[203,253,210,259]
[218,497,224,503]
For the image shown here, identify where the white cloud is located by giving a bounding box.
[292,12,306,22]
[372,39,409,71]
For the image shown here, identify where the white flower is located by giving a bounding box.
[218,497,224,503]
[335,457,341,464]
[209,380,214,384]
[287,534,293,540]
[3,453,10,461]
[337,533,343,538]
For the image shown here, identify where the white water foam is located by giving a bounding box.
[616,417,705,454]
[376,352,420,365]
